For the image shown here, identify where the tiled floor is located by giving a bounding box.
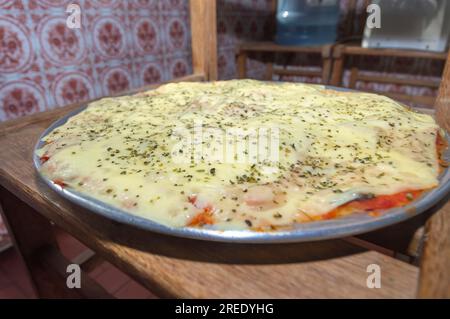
[0,228,157,299]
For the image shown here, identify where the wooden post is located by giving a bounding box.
[190,0,218,81]
[418,50,450,298]
[435,51,450,131]
[237,49,248,79]
[349,67,358,89]
[330,45,345,86]
[0,186,111,298]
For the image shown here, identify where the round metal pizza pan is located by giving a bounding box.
[33,86,450,243]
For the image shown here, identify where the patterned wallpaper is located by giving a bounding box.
[0,0,192,122]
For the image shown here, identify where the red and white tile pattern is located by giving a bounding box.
[0,0,192,122]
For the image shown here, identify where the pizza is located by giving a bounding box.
[36,80,446,231]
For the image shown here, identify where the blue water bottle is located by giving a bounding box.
[275,0,340,46]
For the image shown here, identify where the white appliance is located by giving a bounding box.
[362,0,450,52]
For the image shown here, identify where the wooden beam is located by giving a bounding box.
[330,44,345,86]
[190,0,218,81]
[418,200,450,298]
[355,74,441,88]
[0,73,205,136]
[349,67,359,88]
[321,44,333,84]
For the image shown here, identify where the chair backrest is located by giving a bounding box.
[331,44,448,107]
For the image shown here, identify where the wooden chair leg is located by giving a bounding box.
[237,51,247,79]
[321,44,333,84]
[330,44,345,86]
[349,67,359,88]
[190,0,218,81]
[0,186,111,298]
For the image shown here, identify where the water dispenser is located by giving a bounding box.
[275,0,340,46]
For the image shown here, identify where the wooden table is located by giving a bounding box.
[0,114,420,298]
[1,76,450,299]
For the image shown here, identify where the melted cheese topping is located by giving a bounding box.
[37,80,441,230]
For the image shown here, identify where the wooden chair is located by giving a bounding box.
[418,49,450,297]
[330,44,448,107]
[237,42,334,84]
[0,0,449,298]
[235,0,364,85]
